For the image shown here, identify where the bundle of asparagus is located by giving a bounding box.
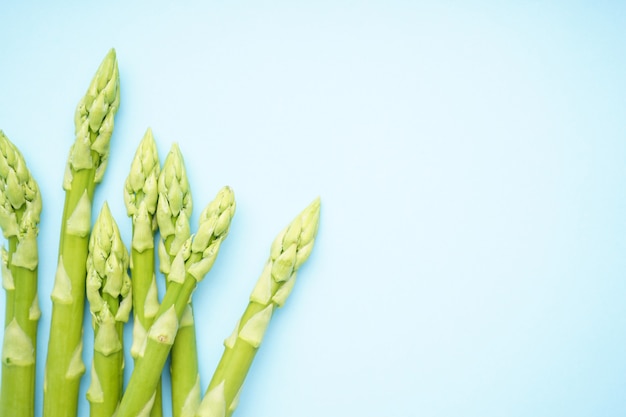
[0,48,322,417]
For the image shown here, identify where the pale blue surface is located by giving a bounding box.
[1,1,626,416]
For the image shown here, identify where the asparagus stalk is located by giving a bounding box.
[124,128,163,417]
[0,131,42,417]
[196,198,320,417]
[116,186,235,417]
[155,144,200,417]
[85,202,132,417]
[43,48,121,417]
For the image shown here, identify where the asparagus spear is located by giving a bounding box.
[196,198,320,417]
[124,128,163,417]
[85,202,132,417]
[116,186,235,417]
[43,48,120,417]
[155,144,200,417]
[0,131,42,417]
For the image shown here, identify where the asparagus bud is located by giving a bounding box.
[124,128,160,251]
[157,143,192,262]
[69,49,121,185]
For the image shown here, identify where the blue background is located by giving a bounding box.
[1,1,626,416]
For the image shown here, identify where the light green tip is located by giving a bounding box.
[124,127,160,218]
[0,130,42,243]
[251,197,320,307]
[156,143,192,240]
[272,197,320,267]
[86,201,132,319]
[70,48,121,182]
[187,186,236,282]
[191,186,236,255]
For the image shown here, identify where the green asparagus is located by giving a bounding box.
[125,128,163,417]
[0,131,42,417]
[155,144,200,417]
[196,198,320,417]
[116,186,235,417]
[43,48,121,417]
[85,202,132,417]
[0,42,327,417]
